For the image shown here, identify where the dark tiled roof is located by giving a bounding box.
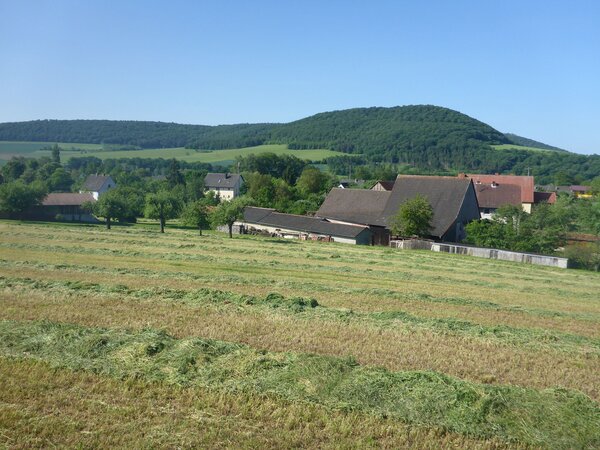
[316,188,391,226]
[474,183,521,209]
[82,174,112,191]
[204,173,242,189]
[383,176,474,238]
[243,207,369,239]
[42,192,95,206]
[467,174,534,203]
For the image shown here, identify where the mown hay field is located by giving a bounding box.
[0,220,599,448]
[0,141,340,165]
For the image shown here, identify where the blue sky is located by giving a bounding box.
[1,0,599,154]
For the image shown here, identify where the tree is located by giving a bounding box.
[166,158,185,188]
[144,190,183,233]
[295,166,333,195]
[211,196,252,238]
[389,194,433,237]
[93,190,125,229]
[0,181,46,219]
[51,144,61,164]
[180,199,210,235]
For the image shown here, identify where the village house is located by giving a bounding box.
[79,174,116,200]
[240,206,372,245]
[204,173,244,200]
[465,174,556,218]
[317,175,481,245]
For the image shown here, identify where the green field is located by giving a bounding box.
[492,143,560,153]
[0,141,341,165]
[0,220,599,448]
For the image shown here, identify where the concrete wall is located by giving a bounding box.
[390,239,568,269]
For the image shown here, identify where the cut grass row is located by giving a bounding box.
[2,275,598,354]
[1,320,598,448]
[2,281,599,400]
[1,358,501,449]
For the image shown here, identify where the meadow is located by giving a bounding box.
[0,141,340,165]
[0,220,599,448]
[491,144,561,153]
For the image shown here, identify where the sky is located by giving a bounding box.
[0,0,599,154]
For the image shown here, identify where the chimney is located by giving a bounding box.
[491,181,498,188]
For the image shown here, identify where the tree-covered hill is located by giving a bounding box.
[1,106,598,181]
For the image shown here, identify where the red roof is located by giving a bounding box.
[466,174,535,203]
[534,191,557,204]
[42,193,95,206]
[474,183,522,209]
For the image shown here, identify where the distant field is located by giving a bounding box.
[492,143,559,153]
[0,220,599,448]
[0,141,341,165]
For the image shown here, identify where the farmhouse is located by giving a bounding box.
[241,206,372,244]
[24,192,97,222]
[79,174,116,200]
[317,175,480,244]
[204,173,244,200]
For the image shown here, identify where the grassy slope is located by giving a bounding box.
[491,143,559,153]
[0,141,340,164]
[0,220,599,448]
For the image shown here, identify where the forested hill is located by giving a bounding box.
[2,105,598,180]
[0,106,510,153]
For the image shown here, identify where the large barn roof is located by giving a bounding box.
[243,207,368,239]
[383,176,474,238]
[317,175,477,238]
[316,189,391,226]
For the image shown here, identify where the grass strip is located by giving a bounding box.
[0,320,598,449]
[2,275,599,354]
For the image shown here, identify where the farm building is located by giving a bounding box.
[79,174,116,200]
[317,175,481,244]
[240,206,372,245]
[19,193,97,222]
[204,173,244,200]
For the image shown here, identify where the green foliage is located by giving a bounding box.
[211,196,253,238]
[295,166,334,195]
[180,199,210,235]
[166,158,185,188]
[503,133,567,152]
[51,144,61,163]
[93,190,126,229]
[144,190,183,233]
[0,180,46,216]
[235,152,307,184]
[389,194,433,237]
[465,203,570,254]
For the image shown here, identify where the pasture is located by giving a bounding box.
[491,143,562,153]
[0,141,340,165]
[0,220,599,448]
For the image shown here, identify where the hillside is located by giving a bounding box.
[1,221,599,447]
[1,106,599,181]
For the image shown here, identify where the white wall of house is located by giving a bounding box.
[210,187,236,201]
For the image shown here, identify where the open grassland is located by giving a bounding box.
[491,144,562,153]
[0,220,599,448]
[0,141,340,164]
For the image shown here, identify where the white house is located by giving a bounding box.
[80,174,116,200]
[204,173,244,201]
